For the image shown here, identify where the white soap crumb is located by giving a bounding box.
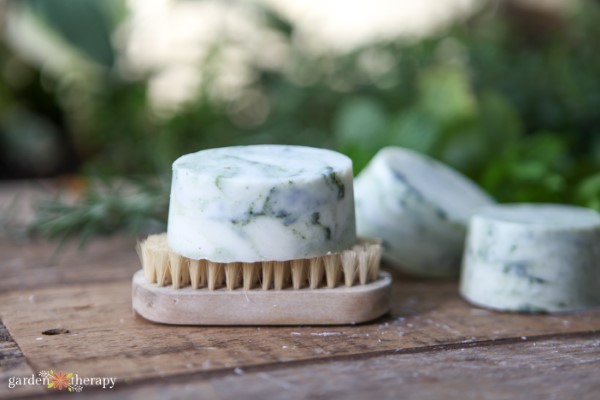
[313,347,328,354]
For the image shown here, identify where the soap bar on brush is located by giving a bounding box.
[167,145,356,262]
[460,204,600,312]
[354,147,494,278]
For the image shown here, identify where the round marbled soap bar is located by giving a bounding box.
[354,147,494,278]
[460,204,600,312]
[167,145,356,263]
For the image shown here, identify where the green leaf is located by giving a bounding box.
[438,127,488,173]
[477,90,523,149]
[388,108,440,153]
[511,160,548,181]
[520,133,567,168]
[576,173,600,211]
[335,97,388,149]
[417,66,477,128]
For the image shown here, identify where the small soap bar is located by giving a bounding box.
[354,147,494,278]
[167,145,356,262]
[460,204,600,312]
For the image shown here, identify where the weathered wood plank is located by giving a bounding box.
[14,334,600,399]
[1,274,599,386]
[0,236,140,293]
[200,334,600,400]
[0,321,44,398]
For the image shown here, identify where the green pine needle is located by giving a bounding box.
[31,176,170,246]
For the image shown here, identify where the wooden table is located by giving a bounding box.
[1,182,599,399]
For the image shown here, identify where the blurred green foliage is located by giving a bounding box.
[23,0,124,69]
[1,0,600,239]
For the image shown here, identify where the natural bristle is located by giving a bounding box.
[169,252,190,289]
[225,263,241,290]
[189,259,201,289]
[309,257,324,289]
[290,259,307,289]
[323,255,340,289]
[341,250,357,287]
[274,261,288,290]
[243,263,257,290]
[208,262,223,290]
[262,261,274,290]
[138,235,382,291]
[368,243,382,281]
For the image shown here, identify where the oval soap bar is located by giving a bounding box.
[354,147,494,278]
[167,145,356,262]
[460,204,600,312]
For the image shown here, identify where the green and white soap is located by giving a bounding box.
[354,147,494,278]
[167,145,356,262]
[460,204,600,312]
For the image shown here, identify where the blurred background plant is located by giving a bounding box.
[1,0,599,241]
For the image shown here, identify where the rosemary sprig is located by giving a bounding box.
[31,176,170,246]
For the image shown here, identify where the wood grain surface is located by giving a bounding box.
[76,334,600,400]
[1,182,599,399]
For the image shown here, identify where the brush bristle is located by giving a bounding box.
[273,261,288,290]
[290,259,307,289]
[138,234,382,290]
[262,261,274,290]
[225,263,241,290]
[243,263,257,290]
[323,254,340,289]
[341,250,357,287]
[309,257,324,289]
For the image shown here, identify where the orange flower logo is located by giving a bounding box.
[48,370,73,391]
